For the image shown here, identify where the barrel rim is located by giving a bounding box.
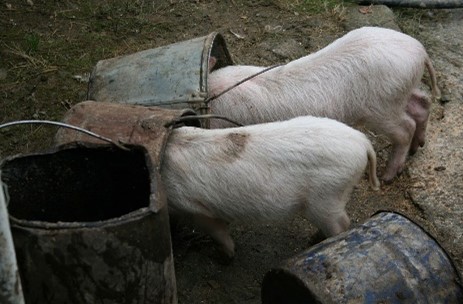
[372,210,463,288]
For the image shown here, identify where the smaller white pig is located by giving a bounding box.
[161,116,380,259]
[208,26,440,182]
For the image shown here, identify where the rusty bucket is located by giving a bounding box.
[1,143,176,303]
[261,211,463,304]
[0,102,200,304]
[87,32,233,120]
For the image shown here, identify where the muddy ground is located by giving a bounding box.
[1,1,462,303]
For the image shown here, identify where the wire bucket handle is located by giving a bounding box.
[0,120,130,151]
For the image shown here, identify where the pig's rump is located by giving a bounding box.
[207,27,439,182]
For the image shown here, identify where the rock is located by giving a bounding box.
[258,38,306,62]
[343,5,401,31]
[353,0,463,9]
[439,95,451,104]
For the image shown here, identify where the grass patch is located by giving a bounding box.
[23,33,40,54]
[394,8,426,35]
[299,0,344,13]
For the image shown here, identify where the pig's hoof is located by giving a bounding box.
[408,143,419,155]
[382,163,405,183]
[381,172,397,184]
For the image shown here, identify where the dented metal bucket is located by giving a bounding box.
[262,212,463,304]
[87,32,233,117]
[1,143,177,304]
[0,103,200,304]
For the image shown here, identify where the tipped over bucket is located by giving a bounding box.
[1,143,177,303]
[262,211,463,304]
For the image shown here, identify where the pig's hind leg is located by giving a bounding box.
[303,195,351,238]
[381,113,416,182]
[406,89,431,155]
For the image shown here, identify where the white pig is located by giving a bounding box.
[207,26,440,182]
[161,116,380,259]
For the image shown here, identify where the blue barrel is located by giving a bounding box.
[262,212,463,304]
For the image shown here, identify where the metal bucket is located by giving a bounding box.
[261,211,463,304]
[87,32,233,118]
[0,172,24,304]
[1,143,177,304]
[0,103,197,303]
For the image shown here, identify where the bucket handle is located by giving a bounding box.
[0,120,130,151]
[165,114,243,128]
[205,64,282,103]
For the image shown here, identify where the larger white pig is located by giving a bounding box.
[207,26,440,182]
[161,116,380,259]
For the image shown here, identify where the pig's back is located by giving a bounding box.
[161,116,371,221]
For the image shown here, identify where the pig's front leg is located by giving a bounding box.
[407,89,431,155]
[192,213,235,261]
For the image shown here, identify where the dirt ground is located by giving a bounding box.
[1,1,461,303]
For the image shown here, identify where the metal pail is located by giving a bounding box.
[87,32,233,116]
[1,143,177,303]
[261,211,463,304]
[0,172,24,303]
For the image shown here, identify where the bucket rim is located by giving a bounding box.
[8,206,153,230]
[1,142,162,230]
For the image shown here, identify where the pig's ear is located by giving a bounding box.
[208,56,217,72]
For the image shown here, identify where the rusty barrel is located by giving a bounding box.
[1,143,177,303]
[262,212,463,304]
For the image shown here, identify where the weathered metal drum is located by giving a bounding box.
[87,32,233,120]
[1,143,176,303]
[262,212,463,304]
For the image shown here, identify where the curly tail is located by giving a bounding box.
[425,56,441,101]
[366,143,381,191]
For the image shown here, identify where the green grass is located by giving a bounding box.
[23,33,40,54]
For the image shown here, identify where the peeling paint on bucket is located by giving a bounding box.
[262,212,463,304]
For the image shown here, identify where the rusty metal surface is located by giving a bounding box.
[1,144,176,304]
[55,100,199,169]
[262,212,463,304]
[87,32,233,114]
[355,0,463,8]
[0,103,199,303]
[0,173,24,304]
